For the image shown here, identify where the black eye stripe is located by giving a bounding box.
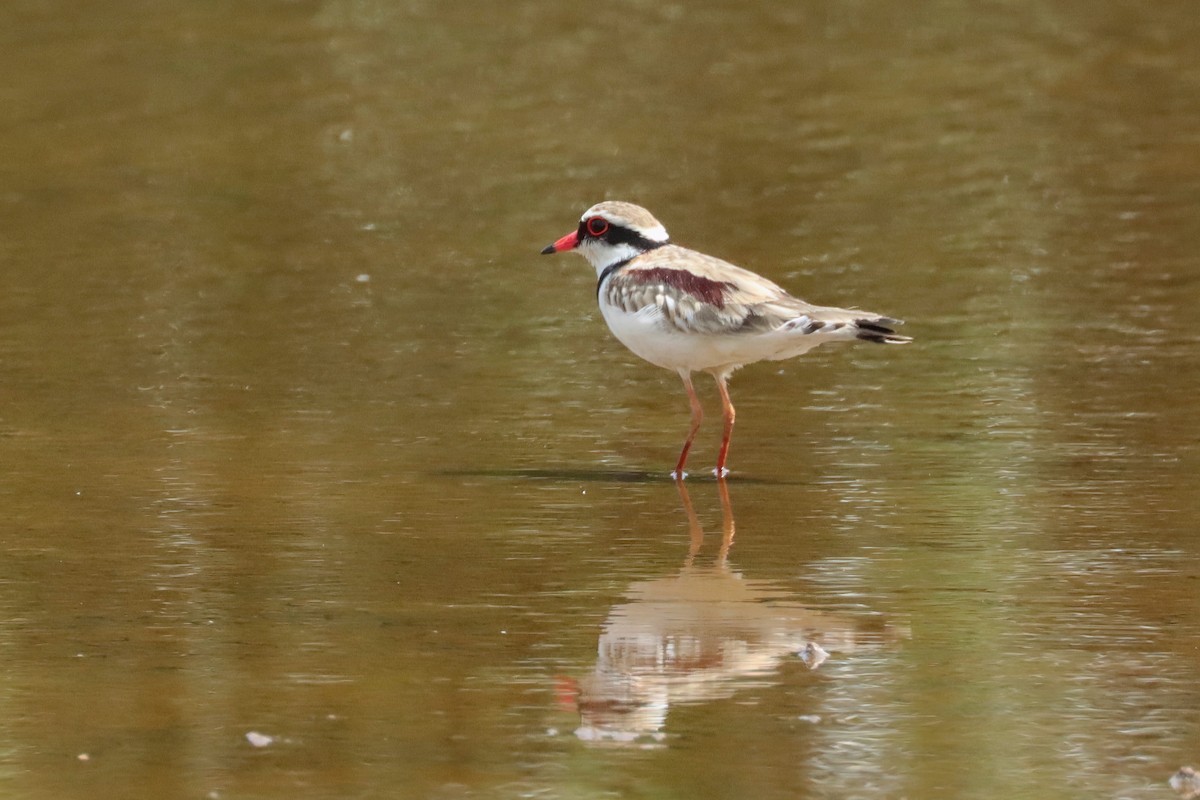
[578,219,670,251]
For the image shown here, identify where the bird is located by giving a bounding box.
[541,201,910,479]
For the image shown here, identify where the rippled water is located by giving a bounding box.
[2,0,1200,798]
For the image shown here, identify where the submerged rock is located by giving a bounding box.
[1170,767,1200,799]
[245,731,274,748]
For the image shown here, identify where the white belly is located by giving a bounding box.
[599,302,833,374]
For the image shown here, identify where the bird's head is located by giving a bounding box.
[541,201,670,274]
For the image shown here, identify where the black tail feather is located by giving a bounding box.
[855,317,911,344]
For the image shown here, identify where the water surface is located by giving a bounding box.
[2,1,1200,798]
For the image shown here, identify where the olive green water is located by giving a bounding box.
[3,1,1200,798]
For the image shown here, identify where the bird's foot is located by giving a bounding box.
[713,466,730,479]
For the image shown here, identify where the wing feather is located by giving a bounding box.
[601,244,909,342]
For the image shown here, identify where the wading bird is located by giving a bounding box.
[542,201,909,478]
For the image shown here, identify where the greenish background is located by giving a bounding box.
[2,1,1199,798]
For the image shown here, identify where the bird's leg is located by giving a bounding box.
[713,372,736,478]
[672,371,703,480]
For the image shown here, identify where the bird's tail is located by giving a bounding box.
[854,317,911,344]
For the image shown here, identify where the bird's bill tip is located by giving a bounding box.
[540,230,579,254]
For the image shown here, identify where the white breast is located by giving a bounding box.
[599,301,701,371]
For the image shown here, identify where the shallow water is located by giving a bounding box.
[3,1,1200,798]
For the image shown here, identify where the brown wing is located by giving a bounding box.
[602,245,819,335]
[603,245,909,342]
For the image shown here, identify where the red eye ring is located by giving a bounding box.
[586,217,610,237]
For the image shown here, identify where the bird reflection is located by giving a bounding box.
[558,479,901,745]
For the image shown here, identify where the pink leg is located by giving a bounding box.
[713,372,736,478]
[672,372,703,480]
